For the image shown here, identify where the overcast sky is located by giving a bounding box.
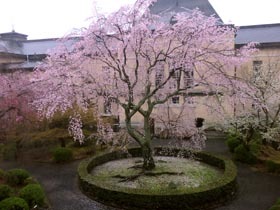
[0,0,280,39]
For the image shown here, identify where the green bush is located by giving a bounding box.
[49,111,70,129]
[52,147,73,163]
[249,142,261,155]
[233,144,257,164]
[0,197,29,210]
[6,169,30,186]
[49,107,97,130]
[17,128,71,149]
[275,199,280,205]
[0,185,13,201]
[19,184,45,208]
[269,199,280,210]
[226,134,241,153]
[23,177,38,185]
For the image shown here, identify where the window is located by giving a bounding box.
[170,15,177,25]
[171,96,180,104]
[169,69,181,89]
[252,60,262,78]
[172,71,181,88]
[184,70,194,88]
[168,62,194,89]
[168,61,181,89]
[104,98,112,114]
[155,62,164,88]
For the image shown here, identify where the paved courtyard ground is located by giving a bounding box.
[1,132,280,210]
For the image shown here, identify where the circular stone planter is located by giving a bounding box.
[78,147,237,210]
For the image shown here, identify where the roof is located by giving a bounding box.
[0,31,28,41]
[0,37,78,56]
[0,34,79,70]
[22,39,60,55]
[0,40,23,54]
[150,0,222,23]
[236,23,280,46]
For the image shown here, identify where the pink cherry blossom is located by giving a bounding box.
[31,0,256,169]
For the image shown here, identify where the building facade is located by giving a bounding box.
[1,1,279,130]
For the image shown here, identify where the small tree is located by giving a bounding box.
[225,58,280,145]
[32,0,255,169]
[0,71,37,140]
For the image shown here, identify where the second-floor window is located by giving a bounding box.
[104,98,112,114]
[155,62,164,88]
[252,60,263,79]
[168,62,194,90]
[169,70,181,89]
[184,70,194,88]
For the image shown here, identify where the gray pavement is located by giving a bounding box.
[1,132,280,210]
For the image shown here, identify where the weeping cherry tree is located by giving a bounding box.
[32,0,255,169]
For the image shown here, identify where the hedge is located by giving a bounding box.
[19,184,45,208]
[5,169,30,186]
[52,147,73,163]
[233,144,257,164]
[0,197,29,210]
[78,147,237,210]
[0,185,13,201]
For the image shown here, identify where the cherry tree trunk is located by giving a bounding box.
[141,142,155,170]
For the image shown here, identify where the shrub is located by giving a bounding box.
[52,147,73,163]
[0,185,13,201]
[49,111,70,129]
[269,199,280,210]
[249,142,261,155]
[6,169,30,186]
[226,134,241,153]
[233,144,257,164]
[49,107,97,130]
[19,184,45,208]
[23,177,38,185]
[0,197,29,210]
[266,160,280,173]
[17,128,71,149]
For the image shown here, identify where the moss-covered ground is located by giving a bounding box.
[91,156,223,193]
